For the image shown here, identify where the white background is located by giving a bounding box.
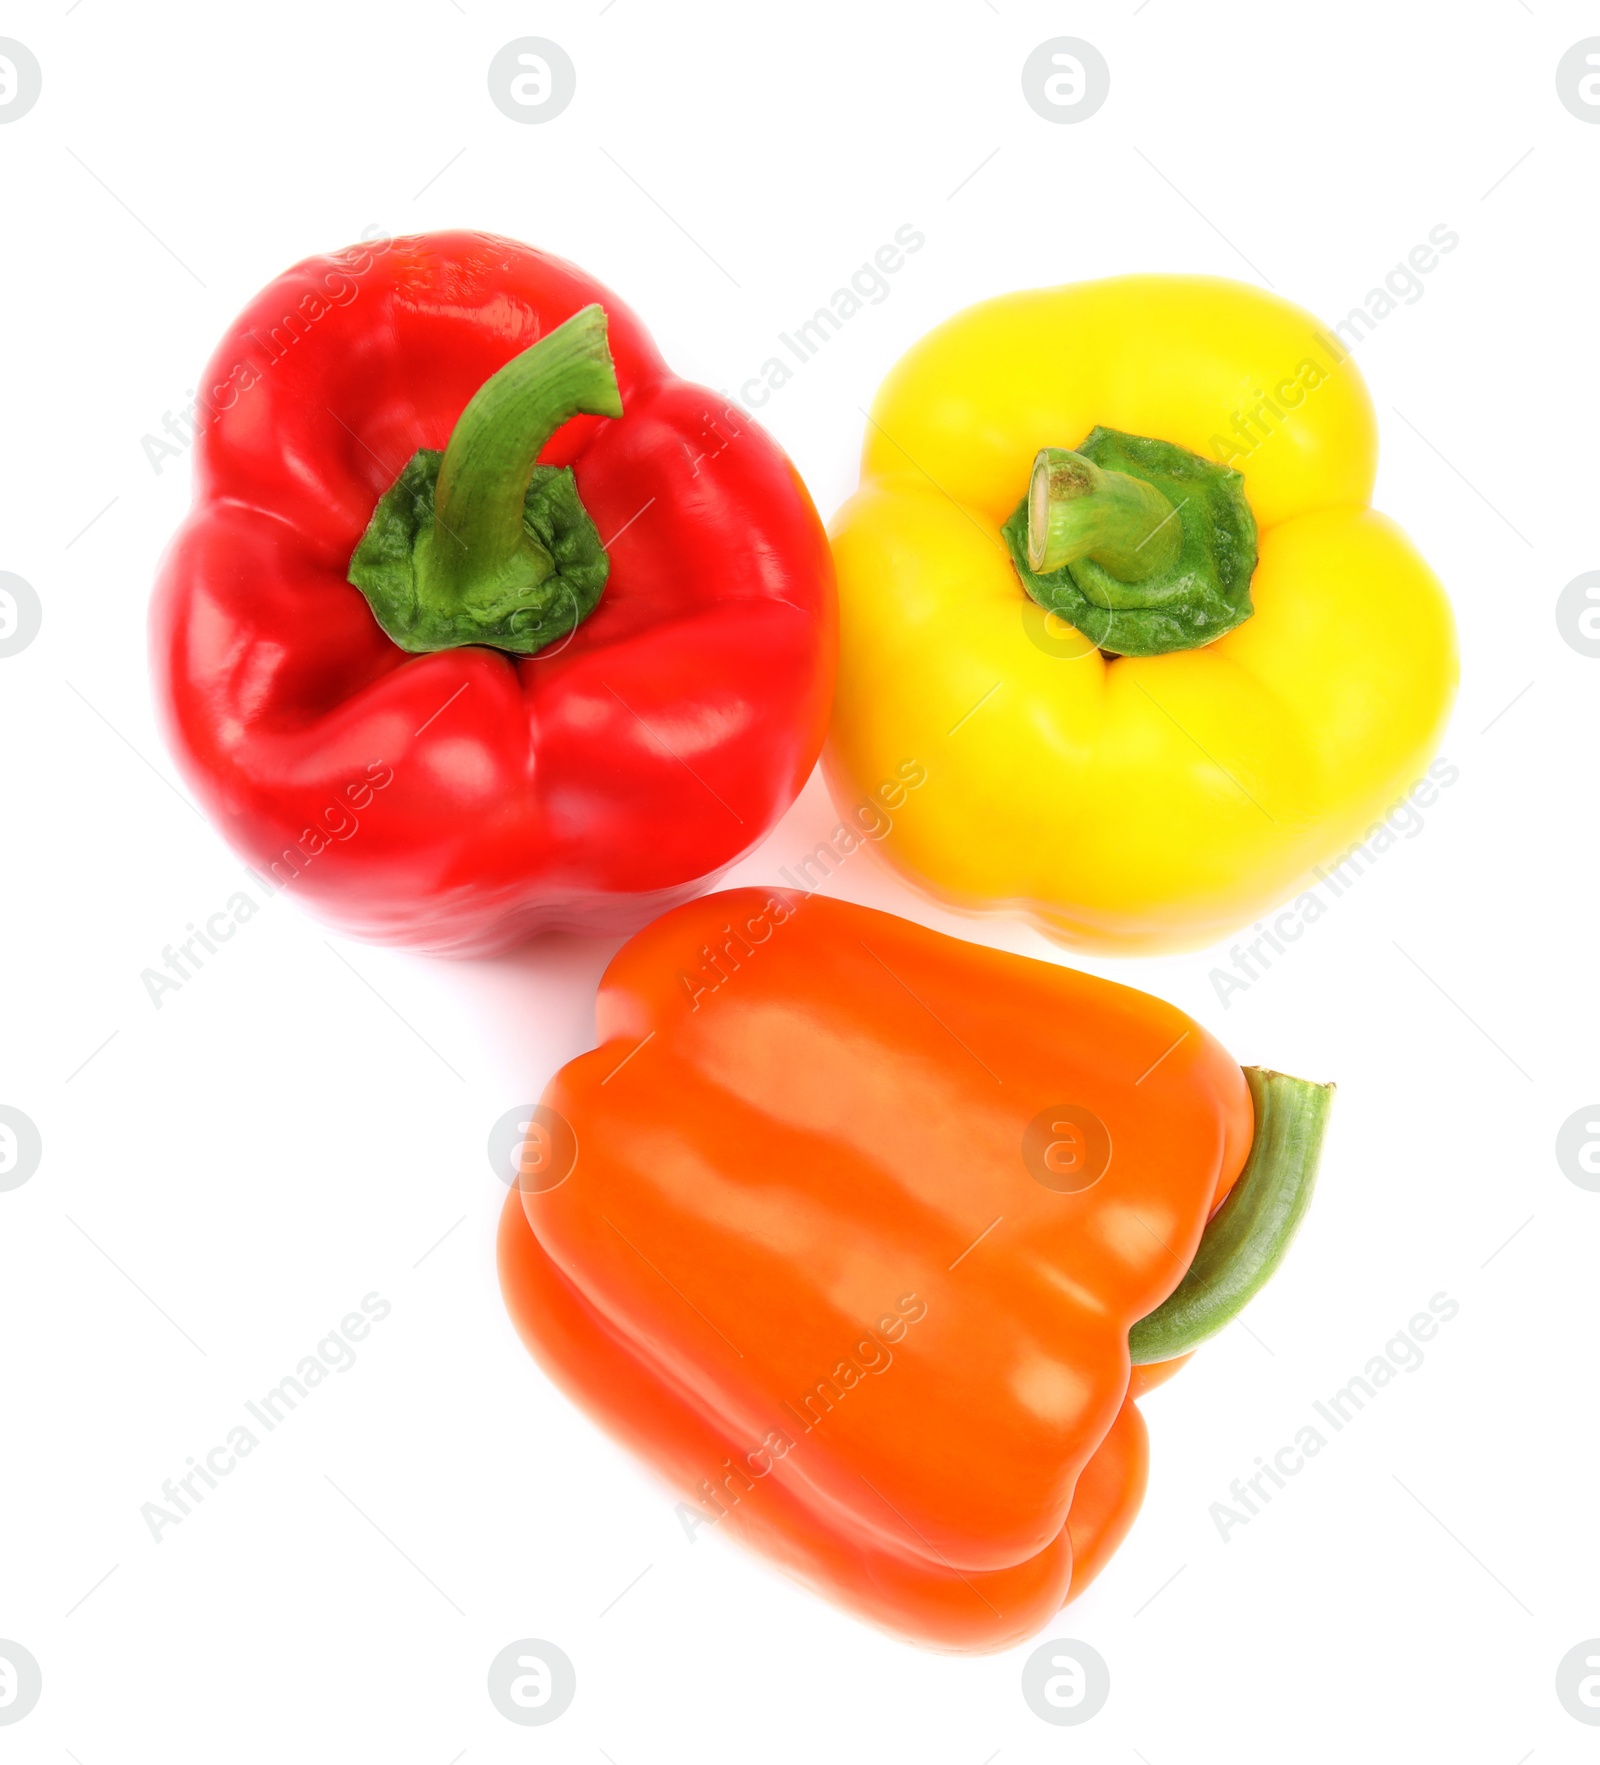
[2,1,1596,1758]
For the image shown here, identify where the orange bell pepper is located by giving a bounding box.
[498,889,1331,1650]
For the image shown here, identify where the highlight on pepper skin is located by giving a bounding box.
[497,887,1332,1652]
[149,230,837,956]
[825,273,1459,955]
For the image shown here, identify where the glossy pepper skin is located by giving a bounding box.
[499,888,1267,1651]
[827,275,1458,953]
[150,231,835,955]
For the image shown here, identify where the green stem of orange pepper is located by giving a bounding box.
[1130,1067,1334,1363]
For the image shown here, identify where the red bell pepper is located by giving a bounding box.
[150,231,835,954]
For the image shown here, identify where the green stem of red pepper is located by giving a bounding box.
[1129,1067,1334,1364]
[347,303,623,656]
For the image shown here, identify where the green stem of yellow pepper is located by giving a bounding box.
[1002,426,1259,657]
[1027,447,1183,580]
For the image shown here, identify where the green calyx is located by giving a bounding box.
[1001,426,1258,657]
[1129,1068,1334,1365]
[347,303,623,656]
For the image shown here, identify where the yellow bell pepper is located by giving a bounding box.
[827,275,1458,953]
